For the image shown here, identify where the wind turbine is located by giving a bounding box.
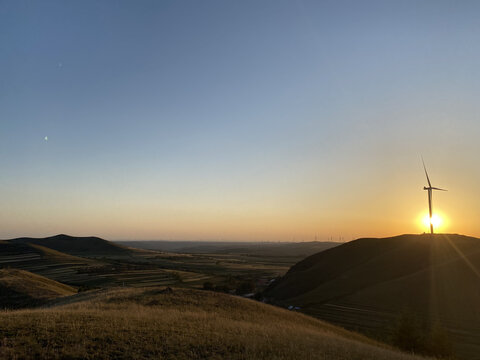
[422,159,447,234]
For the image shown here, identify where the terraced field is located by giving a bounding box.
[0,239,269,292]
[0,235,333,298]
[135,251,292,280]
[88,268,208,287]
[303,299,480,360]
[0,241,101,285]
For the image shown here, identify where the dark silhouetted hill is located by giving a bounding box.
[10,234,131,257]
[265,233,480,360]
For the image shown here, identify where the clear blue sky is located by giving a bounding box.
[2,0,480,240]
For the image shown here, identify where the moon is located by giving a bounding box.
[44,136,48,142]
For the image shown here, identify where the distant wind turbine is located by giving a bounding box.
[422,159,447,234]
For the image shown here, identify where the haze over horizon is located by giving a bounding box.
[2,0,480,241]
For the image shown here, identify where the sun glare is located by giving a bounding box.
[421,213,445,232]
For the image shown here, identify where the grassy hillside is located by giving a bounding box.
[11,234,131,257]
[265,233,480,359]
[0,286,429,360]
[0,269,76,308]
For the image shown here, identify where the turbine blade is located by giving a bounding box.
[422,157,432,187]
[431,187,447,191]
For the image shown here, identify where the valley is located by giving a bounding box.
[1,233,477,359]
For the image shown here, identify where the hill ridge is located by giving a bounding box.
[9,234,131,257]
[266,233,480,360]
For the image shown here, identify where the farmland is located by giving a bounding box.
[0,235,339,294]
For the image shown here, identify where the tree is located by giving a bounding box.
[392,312,424,353]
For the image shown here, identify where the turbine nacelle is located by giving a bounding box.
[424,186,447,191]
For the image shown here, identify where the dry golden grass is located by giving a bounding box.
[0,287,432,360]
[0,269,76,300]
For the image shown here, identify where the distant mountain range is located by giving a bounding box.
[265,233,480,360]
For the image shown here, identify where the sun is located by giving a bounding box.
[423,214,442,228]
[420,213,447,232]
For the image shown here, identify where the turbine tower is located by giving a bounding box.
[422,159,447,234]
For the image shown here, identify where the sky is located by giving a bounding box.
[1,0,480,241]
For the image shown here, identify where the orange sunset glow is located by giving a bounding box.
[1,1,479,243]
[3,2,480,360]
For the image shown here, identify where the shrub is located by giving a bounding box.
[392,312,424,353]
[254,291,263,301]
[392,313,454,358]
[235,280,255,295]
[213,284,230,293]
[426,322,454,358]
[202,281,214,291]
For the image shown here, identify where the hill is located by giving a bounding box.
[0,238,210,290]
[0,240,102,285]
[0,286,427,360]
[265,233,480,359]
[10,234,131,257]
[0,269,76,308]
